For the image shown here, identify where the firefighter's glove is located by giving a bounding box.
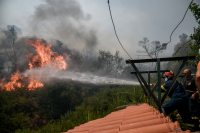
[152,83,156,86]
[192,91,199,99]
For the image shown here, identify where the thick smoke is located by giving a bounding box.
[0,0,139,85]
[173,33,190,56]
[29,0,98,50]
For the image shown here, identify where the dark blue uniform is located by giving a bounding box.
[183,76,199,117]
[183,76,199,130]
[156,78,191,123]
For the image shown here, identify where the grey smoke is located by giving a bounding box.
[173,33,190,56]
[33,0,88,21]
[179,33,188,43]
[29,0,98,50]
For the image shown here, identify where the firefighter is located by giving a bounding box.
[183,69,199,130]
[154,70,192,123]
[183,69,197,97]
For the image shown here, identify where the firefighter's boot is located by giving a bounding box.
[193,117,199,131]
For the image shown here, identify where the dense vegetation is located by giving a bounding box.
[0,79,153,133]
[0,79,99,132]
[187,2,200,64]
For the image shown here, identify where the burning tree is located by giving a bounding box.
[0,39,68,91]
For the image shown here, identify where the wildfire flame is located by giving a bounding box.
[27,39,67,70]
[28,74,44,90]
[1,39,68,91]
[1,70,23,91]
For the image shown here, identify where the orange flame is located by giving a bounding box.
[1,39,68,91]
[28,74,44,90]
[1,70,23,91]
[27,39,67,70]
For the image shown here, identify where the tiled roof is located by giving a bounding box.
[62,103,191,133]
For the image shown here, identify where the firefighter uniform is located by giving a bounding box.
[155,78,191,123]
[183,76,199,130]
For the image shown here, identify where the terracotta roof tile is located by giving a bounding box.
[89,124,121,132]
[90,128,119,133]
[94,120,122,128]
[122,113,164,125]
[62,103,190,133]
[120,117,170,131]
[165,130,191,133]
[119,121,179,133]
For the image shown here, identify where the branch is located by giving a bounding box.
[144,46,153,59]
[136,50,148,53]
[172,40,191,56]
[136,55,152,56]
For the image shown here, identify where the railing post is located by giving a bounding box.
[157,58,161,111]
[130,62,160,109]
[148,71,150,105]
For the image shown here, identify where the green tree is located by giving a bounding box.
[0,88,31,133]
[187,2,200,65]
[35,81,81,120]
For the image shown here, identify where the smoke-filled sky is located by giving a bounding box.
[0,0,200,59]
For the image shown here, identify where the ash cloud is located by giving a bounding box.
[29,0,98,50]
